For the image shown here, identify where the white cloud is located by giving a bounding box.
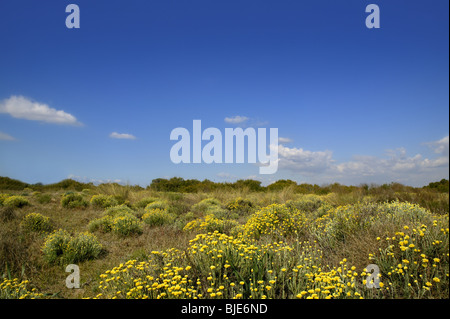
[109,132,137,140]
[68,174,124,185]
[0,131,15,141]
[224,115,249,124]
[425,135,449,156]
[0,95,81,125]
[278,137,293,144]
[275,136,449,186]
[277,144,334,175]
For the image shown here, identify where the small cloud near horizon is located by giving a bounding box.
[278,137,293,144]
[224,115,249,124]
[109,132,137,140]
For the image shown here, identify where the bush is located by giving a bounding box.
[89,208,142,237]
[111,215,143,237]
[144,200,168,211]
[88,215,114,233]
[63,232,103,263]
[285,195,327,213]
[41,229,72,264]
[226,197,255,215]
[183,214,239,234]
[3,196,30,208]
[90,194,119,208]
[242,203,308,240]
[42,229,103,264]
[20,213,53,234]
[135,197,158,209]
[0,193,11,206]
[142,208,176,227]
[104,204,136,217]
[35,193,52,204]
[208,206,238,220]
[61,193,88,209]
[191,198,222,214]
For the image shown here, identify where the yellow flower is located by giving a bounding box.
[433,277,440,283]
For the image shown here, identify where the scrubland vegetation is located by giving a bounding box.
[0,176,448,299]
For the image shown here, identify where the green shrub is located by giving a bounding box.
[111,215,143,237]
[41,229,72,264]
[63,232,103,263]
[90,194,118,208]
[61,193,88,208]
[89,207,142,237]
[226,197,255,215]
[242,203,308,240]
[0,193,11,206]
[135,197,158,209]
[208,206,238,220]
[104,204,136,217]
[20,213,53,234]
[142,208,176,227]
[191,198,222,214]
[36,193,52,204]
[3,196,30,208]
[183,214,239,234]
[144,200,168,211]
[286,195,327,213]
[42,229,102,264]
[88,215,114,233]
[81,189,92,195]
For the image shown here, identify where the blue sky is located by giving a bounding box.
[0,0,448,187]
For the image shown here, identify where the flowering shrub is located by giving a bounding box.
[89,207,142,237]
[183,215,239,234]
[42,229,103,264]
[144,200,168,211]
[0,193,11,206]
[90,194,118,208]
[20,213,53,234]
[111,215,143,237]
[41,229,72,263]
[369,216,449,298]
[142,208,176,227]
[104,204,136,217]
[241,204,309,240]
[191,198,222,214]
[0,278,43,299]
[3,195,29,208]
[94,232,371,299]
[226,197,255,215]
[61,193,88,208]
[135,197,158,209]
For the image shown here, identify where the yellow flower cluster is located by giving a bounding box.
[241,204,308,240]
[93,201,448,299]
[95,231,381,299]
[370,216,449,298]
[183,214,239,234]
[0,278,43,299]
